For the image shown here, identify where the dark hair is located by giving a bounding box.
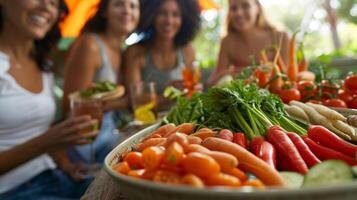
[81,0,111,34]
[0,1,68,71]
[137,0,201,47]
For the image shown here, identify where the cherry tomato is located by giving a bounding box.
[338,90,353,104]
[181,174,205,188]
[141,146,164,170]
[112,161,131,175]
[344,74,357,94]
[348,97,357,109]
[320,80,340,98]
[163,142,185,166]
[278,88,301,104]
[323,99,347,108]
[124,152,143,169]
[297,80,316,100]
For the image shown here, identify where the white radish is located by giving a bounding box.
[284,104,310,123]
[290,101,351,140]
[331,120,356,137]
[347,115,357,128]
[306,102,346,121]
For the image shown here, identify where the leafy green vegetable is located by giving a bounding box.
[165,79,307,139]
[80,81,116,98]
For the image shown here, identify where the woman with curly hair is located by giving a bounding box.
[0,0,98,199]
[123,0,201,103]
[208,0,290,87]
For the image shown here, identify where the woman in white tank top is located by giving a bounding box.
[0,0,98,199]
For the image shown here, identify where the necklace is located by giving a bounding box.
[9,55,23,69]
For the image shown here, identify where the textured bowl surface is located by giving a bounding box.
[104,124,357,200]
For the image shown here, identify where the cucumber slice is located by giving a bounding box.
[303,160,353,187]
[352,166,357,177]
[280,172,304,189]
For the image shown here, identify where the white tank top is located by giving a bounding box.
[0,52,56,193]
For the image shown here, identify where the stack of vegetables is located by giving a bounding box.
[112,79,357,190]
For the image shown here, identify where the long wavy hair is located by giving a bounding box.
[226,0,275,34]
[0,1,68,71]
[136,0,201,47]
[81,0,111,34]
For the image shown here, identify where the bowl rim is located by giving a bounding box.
[104,123,357,197]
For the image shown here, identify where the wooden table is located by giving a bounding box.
[81,168,124,200]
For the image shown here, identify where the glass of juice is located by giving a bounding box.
[69,93,103,176]
[130,82,158,125]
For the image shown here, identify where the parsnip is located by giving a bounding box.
[290,101,351,140]
[285,104,310,123]
[331,120,356,137]
[306,102,346,121]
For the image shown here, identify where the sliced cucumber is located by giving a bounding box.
[280,172,304,189]
[303,160,353,187]
[352,166,357,177]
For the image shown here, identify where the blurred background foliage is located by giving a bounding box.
[193,0,357,79]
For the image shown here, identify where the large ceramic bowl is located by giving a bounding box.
[104,124,357,200]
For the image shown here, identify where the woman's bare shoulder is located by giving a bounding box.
[72,34,100,54]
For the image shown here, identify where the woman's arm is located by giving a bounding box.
[0,116,98,175]
[207,37,231,87]
[62,34,101,117]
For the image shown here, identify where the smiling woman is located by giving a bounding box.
[123,0,201,110]
[0,0,100,199]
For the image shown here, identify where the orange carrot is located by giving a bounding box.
[277,53,287,73]
[192,128,217,140]
[297,43,308,72]
[164,123,195,137]
[268,64,283,94]
[260,50,269,65]
[242,179,265,189]
[136,138,167,151]
[185,144,238,173]
[149,123,176,137]
[181,174,205,188]
[226,168,248,182]
[206,172,241,187]
[112,161,131,175]
[187,135,202,144]
[287,31,299,82]
[202,137,287,187]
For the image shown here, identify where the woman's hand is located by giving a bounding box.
[58,160,88,182]
[43,116,99,151]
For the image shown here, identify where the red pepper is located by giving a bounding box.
[307,125,357,158]
[267,126,308,174]
[232,133,247,149]
[286,132,321,168]
[250,137,277,169]
[303,137,357,166]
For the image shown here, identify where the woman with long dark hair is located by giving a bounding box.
[0,0,98,199]
[62,0,140,164]
[124,0,201,103]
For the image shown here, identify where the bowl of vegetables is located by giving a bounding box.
[104,80,357,200]
[104,123,357,200]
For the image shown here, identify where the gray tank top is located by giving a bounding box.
[92,34,117,83]
[141,49,186,94]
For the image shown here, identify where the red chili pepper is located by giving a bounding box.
[303,137,357,166]
[307,125,357,158]
[232,132,247,149]
[250,136,277,169]
[267,126,308,174]
[277,153,294,172]
[286,132,321,168]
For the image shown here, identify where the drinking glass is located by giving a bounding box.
[130,82,158,125]
[69,93,103,176]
